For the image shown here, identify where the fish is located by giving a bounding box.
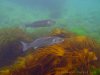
[25,19,56,28]
[20,36,64,51]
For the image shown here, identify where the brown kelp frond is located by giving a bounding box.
[0,27,99,75]
[63,36,98,51]
[0,27,32,50]
[12,50,97,75]
[50,28,75,38]
[47,49,97,75]
[0,27,32,43]
[0,27,32,67]
[0,36,98,75]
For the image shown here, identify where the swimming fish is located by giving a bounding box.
[25,19,56,28]
[20,36,64,51]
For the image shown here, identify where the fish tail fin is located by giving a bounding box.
[20,41,29,52]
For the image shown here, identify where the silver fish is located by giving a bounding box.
[25,19,56,28]
[20,36,64,51]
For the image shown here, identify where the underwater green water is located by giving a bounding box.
[0,0,100,41]
[0,1,100,74]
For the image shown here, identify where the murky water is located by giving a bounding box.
[0,0,100,71]
[0,0,100,40]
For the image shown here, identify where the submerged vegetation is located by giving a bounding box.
[0,27,99,75]
[0,0,100,75]
[0,27,32,67]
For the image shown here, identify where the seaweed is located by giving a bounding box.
[0,27,32,68]
[0,28,99,75]
[0,35,98,75]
